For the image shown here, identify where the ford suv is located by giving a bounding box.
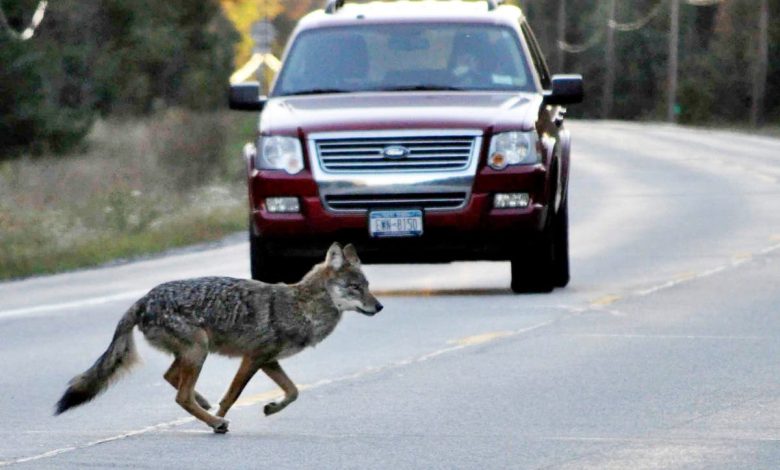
[229,0,583,293]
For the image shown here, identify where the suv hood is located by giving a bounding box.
[260,92,541,137]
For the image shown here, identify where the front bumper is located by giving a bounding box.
[248,163,549,263]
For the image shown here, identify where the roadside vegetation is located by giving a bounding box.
[1,1,251,280]
[0,112,255,280]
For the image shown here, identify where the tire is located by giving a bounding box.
[249,232,309,283]
[511,159,567,293]
[510,199,569,293]
[510,228,556,294]
[552,198,570,288]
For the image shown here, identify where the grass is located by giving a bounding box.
[673,120,780,139]
[0,206,246,279]
[0,110,257,281]
[751,126,780,139]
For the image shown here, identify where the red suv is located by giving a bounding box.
[229,0,583,293]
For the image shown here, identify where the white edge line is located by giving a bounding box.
[0,291,147,320]
[632,243,780,298]
[3,241,778,464]
[0,418,194,467]
[564,334,768,340]
[4,242,778,321]
[539,435,780,443]
[0,320,554,467]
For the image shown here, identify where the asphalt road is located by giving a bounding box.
[2,121,780,469]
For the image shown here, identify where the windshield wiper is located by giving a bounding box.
[285,85,467,96]
[285,88,352,96]
[370,85,467,92]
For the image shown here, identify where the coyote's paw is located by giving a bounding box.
[211,418,230,434]
[263,401,287,416]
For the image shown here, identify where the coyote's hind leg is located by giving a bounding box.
[261,361,298,416]
[164,358,212,410]
[174,338,229,434]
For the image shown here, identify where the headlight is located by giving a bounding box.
[488,131,540,170]
[256,136,304,175]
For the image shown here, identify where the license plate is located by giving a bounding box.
[369,210,423,238]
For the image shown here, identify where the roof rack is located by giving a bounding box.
[486,0,503,10]
[324,0,345,14]
[324,0,503,15]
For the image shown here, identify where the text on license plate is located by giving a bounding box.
[369,210,423,238]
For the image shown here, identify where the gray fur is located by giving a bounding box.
[55,243,382,433]
[55,306,140,414]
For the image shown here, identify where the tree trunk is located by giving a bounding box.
[667,0,679,123]
[750,0,769,127]
[602,0,615,119]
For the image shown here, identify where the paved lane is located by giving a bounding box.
[1,121,779,469]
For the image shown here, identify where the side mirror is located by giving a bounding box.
[544,75,584,105]
[229,82,267,111]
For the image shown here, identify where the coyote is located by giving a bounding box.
[55,243,382,433]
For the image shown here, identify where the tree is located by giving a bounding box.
[0,0,239,156]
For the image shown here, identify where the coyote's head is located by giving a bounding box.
[320,242,383,316]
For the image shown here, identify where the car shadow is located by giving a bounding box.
[373,288,512,297]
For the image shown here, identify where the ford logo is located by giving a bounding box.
[383,145,410,159]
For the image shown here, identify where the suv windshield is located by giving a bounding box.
[273,23,534,96]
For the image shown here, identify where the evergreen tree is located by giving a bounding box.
[0,0,238,156]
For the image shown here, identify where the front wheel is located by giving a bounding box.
[510,199,569,293]
[553,198,570,288]
[510,231,556,294]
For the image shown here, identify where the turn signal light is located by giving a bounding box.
[493,193,530,209]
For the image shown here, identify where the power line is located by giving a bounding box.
[558,0,664,54]
[611,0,728,33]
[609,0,667,32]
[558,31,602,54]
[0,0,48,41]
[684,0,723,6]
[558,0,667,54]
[558,0,722,54]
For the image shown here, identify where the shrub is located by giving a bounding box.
[151,110,230,190]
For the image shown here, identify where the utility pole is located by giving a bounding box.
[602,0,615,119]
[556,0,566,73]
[667,0,679,123]
[750,0,769,127]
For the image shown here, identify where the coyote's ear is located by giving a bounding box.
[325,242,344,270]
[343,244,361,267]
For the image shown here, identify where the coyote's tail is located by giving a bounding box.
[55,302,142,415]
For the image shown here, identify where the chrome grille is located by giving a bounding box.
[325,193,468,212]
[315,135,475,172]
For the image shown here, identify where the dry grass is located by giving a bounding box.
[0,110,256,280]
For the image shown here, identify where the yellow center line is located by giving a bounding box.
[673,271,698,282]
[590,294,622,307]
[756,174,778,183]
[448,331,514,347]
[237,327,548,407]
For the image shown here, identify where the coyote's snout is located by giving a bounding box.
[55,243,380,433]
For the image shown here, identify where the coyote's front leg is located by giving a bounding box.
[217,355,262,418]
[260,361,299,416]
